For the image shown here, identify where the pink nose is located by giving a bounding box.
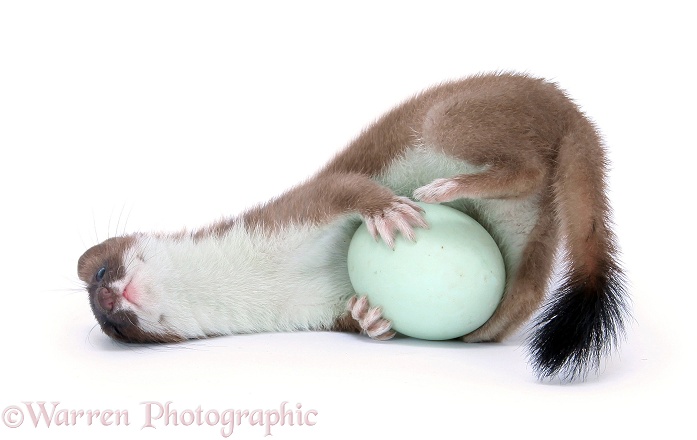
[97,287,115,311]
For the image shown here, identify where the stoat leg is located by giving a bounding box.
[243,172,427,247]
[413,163,544,203]
[362,196,428,249]
[346,296,395,341]
[413,178,462,203]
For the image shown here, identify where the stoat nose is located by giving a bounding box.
[97,287,115,312]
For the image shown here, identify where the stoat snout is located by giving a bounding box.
[77,235,184,344]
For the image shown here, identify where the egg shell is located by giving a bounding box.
[347,202,506,340]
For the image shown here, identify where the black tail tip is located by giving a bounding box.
[528,265,629,382]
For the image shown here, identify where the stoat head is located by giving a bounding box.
[77,235,185,344]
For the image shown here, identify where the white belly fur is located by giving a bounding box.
[131,219,359,337]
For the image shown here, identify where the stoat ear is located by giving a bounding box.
[77,236,134,283]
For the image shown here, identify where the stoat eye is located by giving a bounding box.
[96,267,106,282]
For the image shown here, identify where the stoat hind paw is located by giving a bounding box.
[413,178,462,203]
[347,296,395,341]
[363,197,428,248]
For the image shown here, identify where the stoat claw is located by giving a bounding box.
[363,197,428,248]
[413,178,461,203]
[346,296,396,341]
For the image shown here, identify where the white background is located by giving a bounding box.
[1,1,695,439]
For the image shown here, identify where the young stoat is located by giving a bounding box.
[77,72,628,381]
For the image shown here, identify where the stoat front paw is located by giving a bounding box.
[363,196,428,248]
[413,178,461,203]
[347,296,395,341]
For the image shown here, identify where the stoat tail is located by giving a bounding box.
[529,113,629,380]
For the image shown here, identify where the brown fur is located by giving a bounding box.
[330,312,362,333]
[78,236,137,284]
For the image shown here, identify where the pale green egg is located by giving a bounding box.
[347,202,506,340]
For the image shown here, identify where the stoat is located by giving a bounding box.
[77,72,629,381]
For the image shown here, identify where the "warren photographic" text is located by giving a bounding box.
[2,400,318,437]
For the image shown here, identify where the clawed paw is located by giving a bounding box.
[346,296,395,341]
[413,178,461,203]
[363,197,428,248]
